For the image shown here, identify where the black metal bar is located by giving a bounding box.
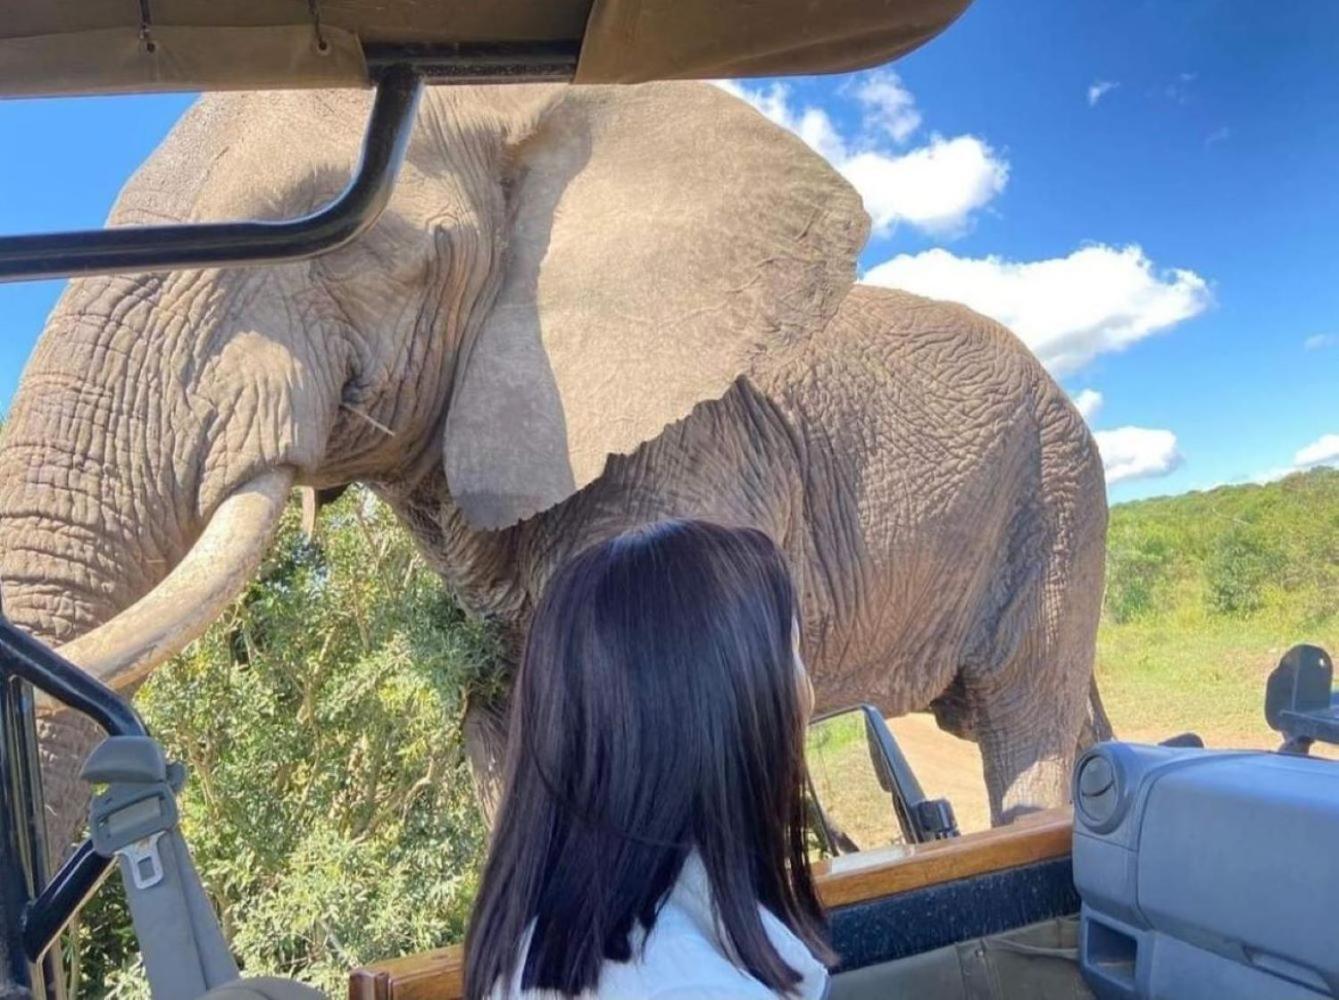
[0,622,144,739]
[0,613,151,993]
[810,703,958,845]
[859,704,931,804]
[803,771,840,857]
[14,687,51,909]
[0,67,422,284]
[365,40,580,83]
[1,674,38,996]
[10,681,68,995]
[22,842,111,964]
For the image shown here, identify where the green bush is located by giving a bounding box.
[1104,532,1174,623]
[1104,468,1337,627]
[71,488,499,996]
[1204,527,1284,617]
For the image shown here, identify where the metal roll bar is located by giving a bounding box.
[0,43,582,286]
[0,67,422,284]
[1,612,150,998]
[363,40,580,83]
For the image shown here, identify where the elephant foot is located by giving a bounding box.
[994,755,1072,825]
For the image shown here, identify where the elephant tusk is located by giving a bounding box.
[47,468,296,702]
[300,485,319,540]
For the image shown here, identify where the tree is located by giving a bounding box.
[1204,526,1283,617]
[74,488,498,996]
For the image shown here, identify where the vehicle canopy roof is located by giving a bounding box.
[0,0,970,97]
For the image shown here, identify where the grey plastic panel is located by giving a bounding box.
[1072,743,1339,1000]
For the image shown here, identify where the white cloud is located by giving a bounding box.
[1295,434,1339,469]
[1071,391,1180,486]
[843,136,1008,238]
[863,243,1211,375]
[1206,126,1231,146]
[1072,389,1104,422]
[1087,80,1118,106]
[715,75,1008,238]
[1247,433,1339,484]
[1304,333,1337,351]
[852,73,922,143]
[1094,427,1183,484]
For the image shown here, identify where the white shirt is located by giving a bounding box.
[490,852,830,999]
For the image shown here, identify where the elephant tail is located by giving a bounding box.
[1078,676,1115,748]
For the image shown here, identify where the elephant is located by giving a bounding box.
[0,80,1110,861]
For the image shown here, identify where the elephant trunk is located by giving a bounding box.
[0,418,152,858]
[50,467,294,696]
[0,274,304,857]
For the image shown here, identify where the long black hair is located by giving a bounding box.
[463,519,832,998]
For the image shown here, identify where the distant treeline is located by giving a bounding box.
[1104,467,1338,625]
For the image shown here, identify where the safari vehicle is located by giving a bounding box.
[1,3,1337,999]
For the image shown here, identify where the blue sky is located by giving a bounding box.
[2,0,1336,503]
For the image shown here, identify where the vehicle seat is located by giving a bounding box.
[198,977,325,1000]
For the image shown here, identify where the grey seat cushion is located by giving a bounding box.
[199,976,326,1000]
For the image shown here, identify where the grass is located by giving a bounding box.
[806,711,909,852]
[1097,468,1338,750]
[1098,602,1338,752]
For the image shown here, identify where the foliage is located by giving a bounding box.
[1097,468,1338,748]
[1203,527,1284,616]
[1103,528,1175,623]
[1102,467,1338,626]
[72,488,500,997]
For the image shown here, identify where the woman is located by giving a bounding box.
[464,519,834,999]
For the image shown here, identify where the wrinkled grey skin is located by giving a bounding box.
[0,82,1108,858]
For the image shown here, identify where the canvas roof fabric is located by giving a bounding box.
[0,0,971,97]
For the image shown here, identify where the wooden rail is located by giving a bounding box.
[347,809,1073,1000]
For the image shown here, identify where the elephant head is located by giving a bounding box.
[0,82,866,842]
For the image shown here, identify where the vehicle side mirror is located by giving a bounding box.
[1266,644,1339,755]
[805,704,958,857]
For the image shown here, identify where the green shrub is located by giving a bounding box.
[1104,532,1174,623]
[1204,527,1284,617]
[71,488,498,996]
[1104,468,1337,627]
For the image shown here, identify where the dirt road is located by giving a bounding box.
[883,711,1337,837]
[886,713,991,833]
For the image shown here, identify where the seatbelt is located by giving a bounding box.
[82,736,240,998]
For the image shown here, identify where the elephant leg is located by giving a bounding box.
[975,538,1105,824]
[970,666,1080,826]
[897,620,1085,824]
[970,517,1103,827]
[972,546,1103,824]
[463,693,511,829]
[966,391,1106,826]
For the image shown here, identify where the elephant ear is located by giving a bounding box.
[443,82,867,530]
